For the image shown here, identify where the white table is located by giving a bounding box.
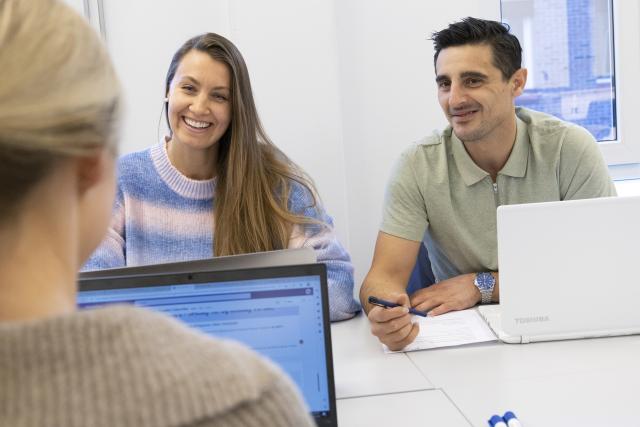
[337,389,471,426]
[330,311,433,399]
[331,313,640,427]
[331,313,470,425]
[408,334,640,427]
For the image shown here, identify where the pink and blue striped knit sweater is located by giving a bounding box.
[85,142,360,321]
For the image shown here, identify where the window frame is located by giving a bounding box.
[601,0,640,166]
[500,0,640,168]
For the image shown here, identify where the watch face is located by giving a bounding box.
[475,272,495,291]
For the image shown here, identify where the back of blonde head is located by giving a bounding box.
[0,0,120,220]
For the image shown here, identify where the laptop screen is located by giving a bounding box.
[78,264,336,426]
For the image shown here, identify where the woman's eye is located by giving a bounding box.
[182,85,195,92]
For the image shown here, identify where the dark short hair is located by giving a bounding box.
[430,17,522,80]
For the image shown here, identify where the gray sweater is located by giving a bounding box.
[0,305,315,427]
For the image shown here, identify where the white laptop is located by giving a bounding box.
[478,195,640,344]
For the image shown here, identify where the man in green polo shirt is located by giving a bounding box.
[360,17,616,351]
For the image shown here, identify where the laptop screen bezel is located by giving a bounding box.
[78,263,337,427]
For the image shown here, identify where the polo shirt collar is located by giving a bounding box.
[498,116,529,178]
[451,115,529,186]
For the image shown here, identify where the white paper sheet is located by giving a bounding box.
[383,308,497,353]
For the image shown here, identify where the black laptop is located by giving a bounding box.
[78,263,337,427]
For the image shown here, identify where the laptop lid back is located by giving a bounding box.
[79,248,317,279]
[497,196,640,340]
[78,263,336,427]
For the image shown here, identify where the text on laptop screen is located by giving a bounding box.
[77,274,330,415]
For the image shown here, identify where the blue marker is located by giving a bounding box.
[488,415,507,427]
[368,296,427,317]
[503,411,522,427]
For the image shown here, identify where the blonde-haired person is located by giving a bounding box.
[0,1,315,426]
[85,32,360,321]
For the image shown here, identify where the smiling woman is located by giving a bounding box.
[84,32,360,321]
[165,50,232,179]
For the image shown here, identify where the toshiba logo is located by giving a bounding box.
[514,315,550,324]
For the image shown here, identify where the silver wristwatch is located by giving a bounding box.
[474,272,495,304]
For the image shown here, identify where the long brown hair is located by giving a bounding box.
[165,33,322,256]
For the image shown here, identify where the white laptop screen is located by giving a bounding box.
[77,265,335,423]
[496,196,640,343]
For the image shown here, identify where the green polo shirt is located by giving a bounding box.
[381,107,616,282]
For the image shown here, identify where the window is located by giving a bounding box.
[501,0,640,167]
[503,0,616,141]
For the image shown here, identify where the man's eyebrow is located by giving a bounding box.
[460,71,488,79]
[436,71,489,83]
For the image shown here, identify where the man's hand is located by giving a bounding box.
[409,273,480,316]
[368,293,419,351]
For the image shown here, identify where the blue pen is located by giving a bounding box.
[503,411,522,427]
[368,296,427,317]
[488,415,507,427]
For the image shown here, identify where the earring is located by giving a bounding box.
[164,97,169,103]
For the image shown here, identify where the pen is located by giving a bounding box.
[368,296,427,317]
[503,411,522,427]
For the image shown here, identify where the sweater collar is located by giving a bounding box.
[150,137,216,200]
